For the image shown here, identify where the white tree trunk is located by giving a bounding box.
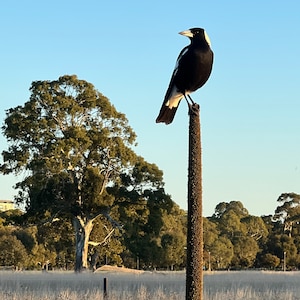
[73,216,94,272]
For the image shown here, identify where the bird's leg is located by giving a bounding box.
[184,94,190,104]
[184,94,196,106]
[184,94,199,116]
[184,94,193,108]
[187,94,195,105]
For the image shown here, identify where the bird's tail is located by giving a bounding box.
[156,105,178,125]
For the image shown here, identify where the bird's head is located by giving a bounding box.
[179,28,211,47]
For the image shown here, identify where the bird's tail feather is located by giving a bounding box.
[156,105,178,125]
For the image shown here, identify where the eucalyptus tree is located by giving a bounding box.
[212,201,249,220]
[273,193,300,237]
[0,75,153,271]
[241,216,269,242]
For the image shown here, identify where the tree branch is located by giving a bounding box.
[101,209,123,231]
[88,228,115,246]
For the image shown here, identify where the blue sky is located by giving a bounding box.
[0,0,299,217]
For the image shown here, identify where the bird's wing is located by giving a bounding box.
[163,46,189,107]
[156,46,189,124]
[173,46,189,78]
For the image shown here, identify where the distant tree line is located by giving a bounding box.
[0,201,186,271]
[204,193,300,271]
[1,193,300,271]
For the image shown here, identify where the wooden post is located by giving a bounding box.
[186,103,203,300]
[103,277,108,299]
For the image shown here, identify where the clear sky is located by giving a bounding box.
[0,0,299,217]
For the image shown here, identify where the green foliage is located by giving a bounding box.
[241,216,268,242]
[1,75,137,216]
[212,201,249,219]
[0,235,27,267]
[88,214,124,269]
[231,236,259,268]
[161,233,185,269]
[260,253,281,269]
[14,229,36,253]
[159,204,186,269]
[0,209,23,226]
[273,193,300,237]
[203,217,219,247]
[209,236,233,269]
[209,201,268,269]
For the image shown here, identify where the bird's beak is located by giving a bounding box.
[179,30,193,38]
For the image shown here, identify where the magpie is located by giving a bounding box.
[156,28,213,125]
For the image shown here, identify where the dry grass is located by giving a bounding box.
[0,270,184,300]
[204,270,300,300]
[1,269,300,299]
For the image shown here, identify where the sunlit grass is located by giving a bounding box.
[204,270,300,300]
[1,270,300,299]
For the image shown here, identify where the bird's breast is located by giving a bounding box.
[175,49,213,92]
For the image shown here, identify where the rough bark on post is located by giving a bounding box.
[186,103,203,300]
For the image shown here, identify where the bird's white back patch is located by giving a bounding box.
[165,86,190,108]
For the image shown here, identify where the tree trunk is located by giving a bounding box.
[73,216,94,272]
[90,250,99,272]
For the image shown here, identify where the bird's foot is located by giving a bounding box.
[188,102,200,117]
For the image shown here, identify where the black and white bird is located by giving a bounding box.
[156,28,213,125]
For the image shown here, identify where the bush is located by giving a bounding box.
[0,235,28,268]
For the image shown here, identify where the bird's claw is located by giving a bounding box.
[188,102,200,116]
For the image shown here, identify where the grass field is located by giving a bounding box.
[1,269,300,299]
